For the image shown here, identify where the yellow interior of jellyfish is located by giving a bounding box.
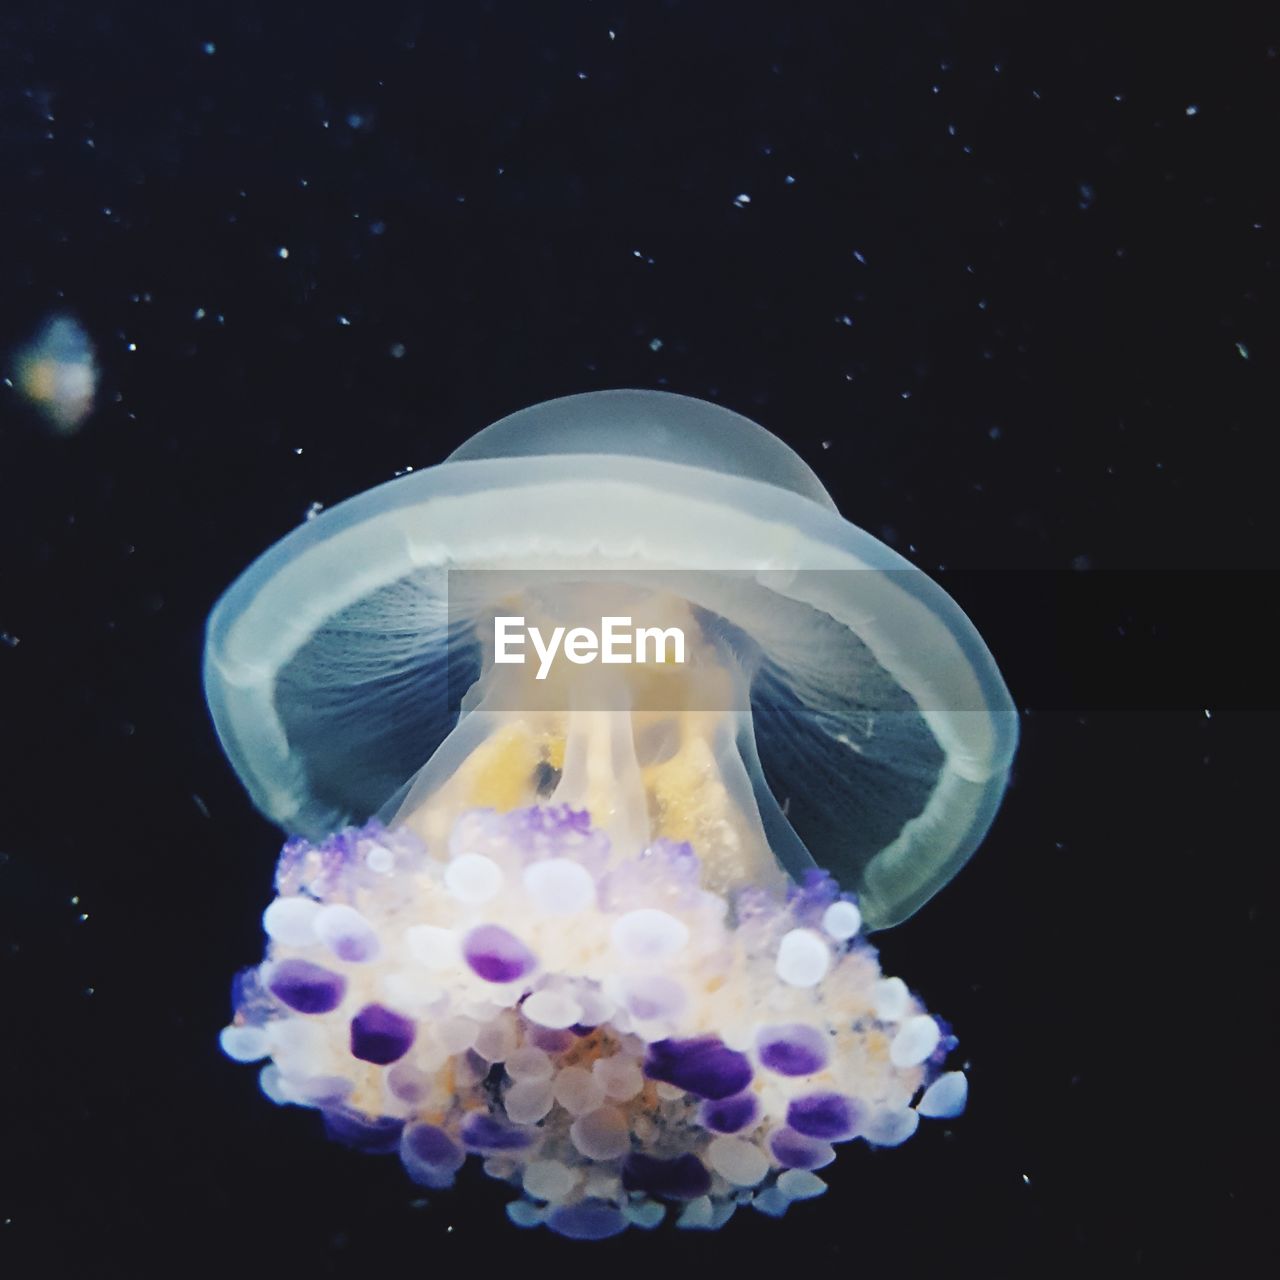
[392,588,787,897]
[204,389,1017,927]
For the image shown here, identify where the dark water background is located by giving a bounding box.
[1,2,1273,1272]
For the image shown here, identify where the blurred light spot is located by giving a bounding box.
[13,315,97,434]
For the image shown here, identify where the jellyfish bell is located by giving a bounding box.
[210,390,1016,1234]
[207,388,1015,926]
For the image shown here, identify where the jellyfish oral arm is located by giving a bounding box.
[223,802,965,1238]
[390,591,782,896]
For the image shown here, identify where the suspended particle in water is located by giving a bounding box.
[13,315,98,434]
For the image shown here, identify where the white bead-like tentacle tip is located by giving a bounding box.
[775,928,830,987]
[917,1071,968,1119]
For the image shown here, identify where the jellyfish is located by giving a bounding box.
[209,390,1017,1237]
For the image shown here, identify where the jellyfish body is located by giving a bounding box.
[210,391,1016,1234]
